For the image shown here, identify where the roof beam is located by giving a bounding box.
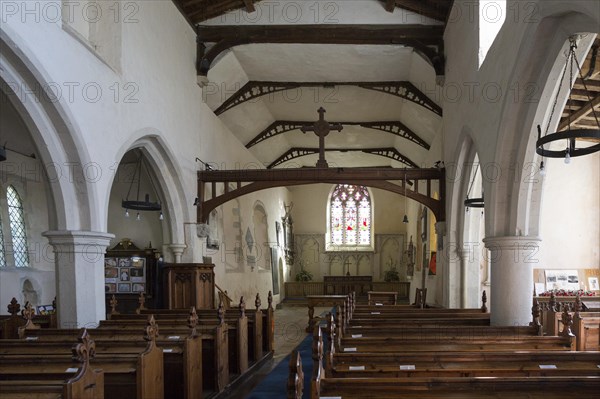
[559,93,600,131]
[246,120,430,150]
[380,0,450,22]
[267,147,419,169]
[213,81,442,116]
[196,24,445,77]
[197,167,446,223]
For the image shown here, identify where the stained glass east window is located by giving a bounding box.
[329,185,371,248]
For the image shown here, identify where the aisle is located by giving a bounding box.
[244,306,331,399]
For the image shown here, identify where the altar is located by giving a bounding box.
[323,275,372,295]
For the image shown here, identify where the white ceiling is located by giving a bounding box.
[206,41,442,168]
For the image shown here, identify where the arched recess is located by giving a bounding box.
[0,29,96,231]
[252,201,270,270]
[486,10,599,238]
[110,134,189,257]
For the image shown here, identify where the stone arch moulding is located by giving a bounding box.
[488,10,599,238]
[111,133,190,248]
[0,28,95,231]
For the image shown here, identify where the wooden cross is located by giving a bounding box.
[301,107,343,168]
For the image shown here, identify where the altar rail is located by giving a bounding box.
[284,282,410,299]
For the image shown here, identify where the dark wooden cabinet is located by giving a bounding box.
[104,239,160,314]
[163,263,215,310]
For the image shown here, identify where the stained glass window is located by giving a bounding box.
[329,185,371,247]
[0,209,5,267]
[7,186,30,267]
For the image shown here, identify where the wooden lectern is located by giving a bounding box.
[163,263,215,309]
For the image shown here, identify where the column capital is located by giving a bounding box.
[483,235,541,250]
[168,244,187,256]
[43,230,114,252]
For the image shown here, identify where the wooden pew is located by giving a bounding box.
[122,299,249,376]
[0,329,103,399]
[2,316,163,399]
[92,305,228,395]
[287,351,303,399]
[23,309,204,399]
[1,299,56,339]
[304,326,600,399]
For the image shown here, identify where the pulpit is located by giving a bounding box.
[164,263,215,309]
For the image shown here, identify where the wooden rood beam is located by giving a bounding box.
[197,167,445,223]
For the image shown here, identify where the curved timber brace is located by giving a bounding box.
[196,167,445,224]
[210,81,442,116]
[246,120,430,150]
[267,147,419,169]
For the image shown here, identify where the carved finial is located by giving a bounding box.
[188,307,198,336]
[560,305,574,337]
[21,301,35,321]
[574,293,582,318]
[268,291,273,309]
[549,292,557,312]
[531,298,542,335]
[7,297,20,316]
[217,300,225,325]
[136,292,146,314]
[255,293,261,311]
[144,315,159,343]
[288,350,304,399]
[239,296,246,318]
[481,290,488,313]
[109,295,119,315]
[533,285,537,297]
[72,329,96,365]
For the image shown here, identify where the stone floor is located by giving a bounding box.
[227,305,332,399]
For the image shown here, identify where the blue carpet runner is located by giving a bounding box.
[244,309,334,399]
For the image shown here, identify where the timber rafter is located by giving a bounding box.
[197,167,445,223]
[246,120,430,150]
[380,0,453,23]
[213,81,442,116]
[267,147,419,169]
[196,24,445,77]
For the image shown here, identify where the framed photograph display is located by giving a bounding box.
[105,256,146,294]
[104,238,159,313]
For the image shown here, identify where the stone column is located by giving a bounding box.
[483,236,541,326]
[169,244,187,263]
[43,230,114,328]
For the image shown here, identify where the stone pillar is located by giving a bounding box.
[169,244,187,263]
[483,236,541,326]
[43,230,114,328]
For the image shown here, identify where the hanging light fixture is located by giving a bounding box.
[464,163,484,212]
[121,150,164,220]
[536,35,600,167]
[403,170,409,223]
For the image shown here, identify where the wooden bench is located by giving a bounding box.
[22,310,204,399]
[1,299,57,339]
[367,291,397,305]
[296,327,600,399]
[0,330,103,399]
[2,316,163,399]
